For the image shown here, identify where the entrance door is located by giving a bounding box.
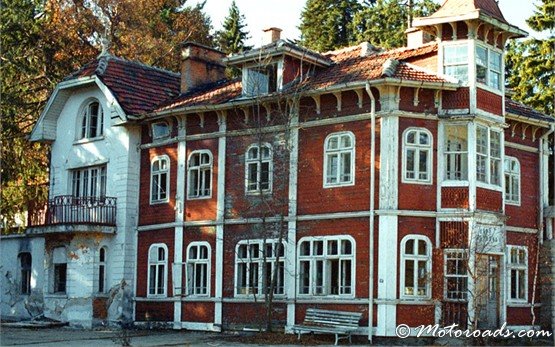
[476,254,500,329]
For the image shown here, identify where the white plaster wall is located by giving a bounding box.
[0,236,45,320]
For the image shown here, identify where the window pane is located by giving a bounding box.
[406,149,415,178]
[340,135,351,148]
[406,131,416,144]
[300,241,310,256]
[418,150,428,179]
[327,136,338,150]
[405,239,414,255]
[476,46,487,83]
[444,45,468,64]
[340,152,351,182]
[314,241,323,255]
[405,260,414,295]
[417,260,427,295]
[418,240,427,255]
[419,132,429,145]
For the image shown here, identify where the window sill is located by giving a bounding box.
[507,301,535,307]
[441,180,469,187]
[506,201,521,207]
[150,200,169,205]
[146,295,168,299]
[245,190,272,196]
[476,181,503,192]
[187,195,212,201]
[401,179,433,186]
[73,136,105,145]
[476,82,503,97]
[44,294,68,299]
[323,182,355,189]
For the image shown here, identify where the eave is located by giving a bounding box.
[223,43,332,68]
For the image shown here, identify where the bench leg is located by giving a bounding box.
[349,333,352,344]
[335,333,339,345]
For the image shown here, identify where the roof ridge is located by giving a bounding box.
[401,61,460,84]
[107,56,180,77]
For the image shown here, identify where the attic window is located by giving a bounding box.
[244,63,278,96]
[152,121,170,140]
[80,101,103,139]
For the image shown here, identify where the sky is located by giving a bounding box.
[191,0,546,46]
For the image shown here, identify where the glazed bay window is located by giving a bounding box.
[186,242,211,296]
[235,240,285,296]
[508,246,527,302]
[150,156,169,203]
[147,244,167,297]
[324,132,355,187]
[443,44,468,83]
[400,236,431,299]
[187,151,212,199]
[444,250,468,300]
[72,165,107,198]
[504,157,520,205]
[476,125,501,186]
[444,124,468,181]
[403,128,432,183]
[476,45,502,90]
[245,144,272,193]
[298,236,355,296]
[244,63,278,96]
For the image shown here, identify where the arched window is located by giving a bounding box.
[298,236,355,296]
[403,128,432,184]
[18,253,32,295]
[187,150,212,199]
[80,101,103,139]
[324,132,355,187]
[504,156,520,205]
[186,242,211,296]
[150,156,169,204]
[400,235,432,299]
[98,247,107,293]
[245,143,272,193]
[147,244,168,297]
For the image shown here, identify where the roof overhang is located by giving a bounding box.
[30,76,127,142]
[223,42,332,68]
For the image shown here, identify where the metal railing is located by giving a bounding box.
[28,195,117,226]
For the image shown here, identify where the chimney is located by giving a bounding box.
[405,27,433,48]
[180,42,226,93]
[263,27,282,44]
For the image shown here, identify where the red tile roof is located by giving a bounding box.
[506,98,554,123]
[156,80,242,112]
[66,55,180,115]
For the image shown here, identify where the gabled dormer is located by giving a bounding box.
[223,28,332,97]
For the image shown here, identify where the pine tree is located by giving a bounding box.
[299,0,362,52]
[352,0,439,49]
[216,0,252,54]
[506,0,554,116]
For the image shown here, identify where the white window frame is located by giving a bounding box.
[245,143,273,194]
[242,60,281,97]
[187,150,213,200]
[323,131,355,188]
[476,125,502,187]
[185,242,211,297]
[147,243,168,298]
[444,249,468,301]
[297,235,356,298]
[52,246,67,294]
[504,156,520,205]
[97,246,107,294]
[507,245,528,303]
[71,165,107,198]
[443,124,469,182]
[79,100,104,140]
[150,155,170,204]
[476,44,502,91]
[443,43,469,84]
[400,235,432,300]
[402,128,433,184]
[234,239,286,298]
[151,121,170,140]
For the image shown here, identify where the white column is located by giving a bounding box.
[214,111,227,331]
[173,116,186,329]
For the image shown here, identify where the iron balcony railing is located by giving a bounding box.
[28,195,117,226]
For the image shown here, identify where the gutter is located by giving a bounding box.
[365,82,376,343]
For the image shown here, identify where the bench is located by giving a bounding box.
[292,308,362,345]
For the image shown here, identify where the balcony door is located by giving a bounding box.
[69,166,107,223]
[476,254,500,329]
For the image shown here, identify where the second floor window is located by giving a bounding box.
[187,151,212,199]
[504,157,520,205]
[476,45,502,90]
[245,144,272,193]
[244,64,278,96]
[324,132,355,187]
[150,156,169,203]
[151,121,170,140]
[476,126,501,186]
[443,44,468,83]
[403,128,432,184]
[444,125,468,181]
[72,165,106,198]
[80,101,103,139]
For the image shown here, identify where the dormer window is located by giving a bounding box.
[152,121,170,140]
[80,101,103,139]
[244,63,278,96]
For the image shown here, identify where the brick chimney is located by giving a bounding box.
[263,27,282,44]
[405,27,433,48]
[180,42,226,93]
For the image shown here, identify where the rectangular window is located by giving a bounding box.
[19,253,32,295]
[150,156,169,203]
[507,246,527,302]
[475,45,502,90]
[504,157,520,205]
[444,125,468,181]
[98,247,107,293]
[444,44,468,83]
[444,250,468,300]
[152,121,170,140]
[403,129,432,183]
[245,144,272,193]
[476,45,488,84]
[52,247,67,294]
[71,165,106,198]
[244,64,278,96]
[324,132,355,187]
[235,240,285,296]
[476,125,502,186]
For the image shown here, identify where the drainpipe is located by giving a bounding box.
[365,82,376,342]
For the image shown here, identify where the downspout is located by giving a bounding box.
[365,82,376,342]
[532,123,555,327]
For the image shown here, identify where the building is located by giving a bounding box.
[2,0,554,337]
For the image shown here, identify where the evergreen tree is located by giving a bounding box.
[506,0,554,116]
[299,0,362,52]
[216,0,252,54]
[352,0,439,49]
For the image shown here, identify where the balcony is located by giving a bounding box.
[27,195,117,235]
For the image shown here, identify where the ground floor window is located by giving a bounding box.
[52,247,67,294]
[298,236,355,296]
[148,243,168,297]
[444,249,468,300]
[186,242,211,296]
[507,246,527,302]
[19,253,32,295]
